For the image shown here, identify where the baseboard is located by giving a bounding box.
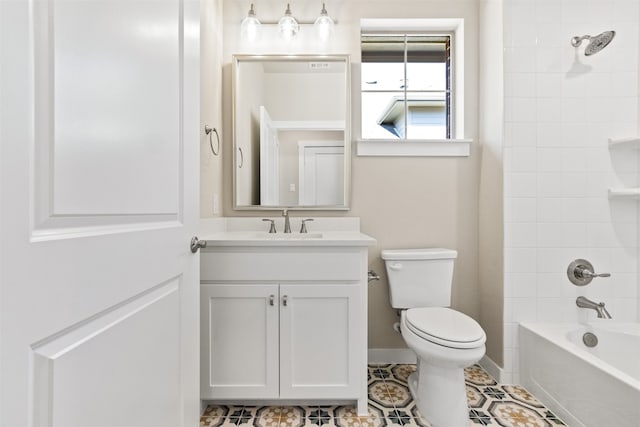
[368,348,416,364]
[479,355,505,383]
[369,350,506,382]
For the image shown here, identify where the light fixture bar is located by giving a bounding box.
[238,2,337,41]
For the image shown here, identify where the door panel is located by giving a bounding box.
[279,284,360,399]
[260,106,280,205]
[0,0,200,425]
[298,142,344,206]
[32,0,184,235]
[32,281,181,427]
[48,0,180,216]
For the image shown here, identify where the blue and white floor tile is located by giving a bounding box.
[200,364,566,427]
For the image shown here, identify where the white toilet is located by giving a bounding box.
[381,248,486,427]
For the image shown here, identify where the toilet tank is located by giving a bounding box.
[381,248,457,309]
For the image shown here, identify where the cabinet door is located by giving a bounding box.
[201,284,279,399]
[279,284,361,399]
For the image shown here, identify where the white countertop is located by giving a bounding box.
[202,230,375,247]
[200,217,376,247]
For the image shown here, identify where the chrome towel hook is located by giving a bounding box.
[204,125,220,156]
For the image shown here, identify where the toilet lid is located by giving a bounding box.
[405,307,486,349]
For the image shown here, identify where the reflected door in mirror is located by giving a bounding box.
[233,55,350,210]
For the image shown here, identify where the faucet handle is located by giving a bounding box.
[262,218,277,233]
[567,259,610,286]
[300,218,314,233]
[581,270,611,279]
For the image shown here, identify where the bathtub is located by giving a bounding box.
[519,322,640,427]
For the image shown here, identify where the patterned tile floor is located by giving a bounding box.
[201,364,566,427]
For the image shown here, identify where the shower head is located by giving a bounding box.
[571,30,616,56]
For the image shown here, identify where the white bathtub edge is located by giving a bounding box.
[519,322,640,427]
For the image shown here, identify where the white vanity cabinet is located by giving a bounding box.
[278,284,360,399]
[201,283,360,400]
[200,283,279,399]
[199,240,371,413]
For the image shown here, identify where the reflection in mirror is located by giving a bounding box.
[233,55,350,210]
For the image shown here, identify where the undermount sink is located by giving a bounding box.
[252,232,324,239]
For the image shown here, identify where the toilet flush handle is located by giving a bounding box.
[389,263,403,271]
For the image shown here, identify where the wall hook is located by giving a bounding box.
[237,147,244,168]
[204,125,220,156]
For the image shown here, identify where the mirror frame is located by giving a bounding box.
[232,54,351,211]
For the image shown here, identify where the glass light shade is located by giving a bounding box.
[314,16,334,40]
[314,3,334,40]
[278,4,299,39]
[240,4,260,41]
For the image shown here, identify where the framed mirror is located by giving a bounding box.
[232,54,351,210]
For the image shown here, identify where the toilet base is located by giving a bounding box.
[408,361,469,427]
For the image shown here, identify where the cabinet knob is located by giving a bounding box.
[282,295,288,306]
[269,294,275,306]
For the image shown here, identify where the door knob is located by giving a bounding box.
[190,236,207,253]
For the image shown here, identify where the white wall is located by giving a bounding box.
[201,0,224,217]
[502,0,640,383]
[479,0,505,368]
[264,72,345,121]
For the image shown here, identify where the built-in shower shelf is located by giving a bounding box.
[608,137,640,149]
[608,188,640,199]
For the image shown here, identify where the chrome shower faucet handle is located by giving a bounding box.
[567,259,610,286]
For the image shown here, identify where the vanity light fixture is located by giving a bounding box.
[240,2,336,42]
[278,3,299,40]
[240,3,260,41]
[314,3,334,40]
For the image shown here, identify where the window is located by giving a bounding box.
[361,33,452,140]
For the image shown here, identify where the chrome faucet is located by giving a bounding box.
[576,296,612,319]
[282,209,291,233]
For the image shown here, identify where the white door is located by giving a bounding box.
[201,284,279,399]
[279,284,360,399]
[0,1,200,426]
[259,106,280,205]
[298,142,344,206]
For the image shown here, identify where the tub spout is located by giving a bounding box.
[576,296,612,319]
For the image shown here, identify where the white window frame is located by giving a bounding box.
[356,18,471,157]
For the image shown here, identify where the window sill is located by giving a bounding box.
[356,139,472,157]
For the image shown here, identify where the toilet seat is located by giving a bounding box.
[405,307,486,349]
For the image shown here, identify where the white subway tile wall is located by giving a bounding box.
[503,0,640,383]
